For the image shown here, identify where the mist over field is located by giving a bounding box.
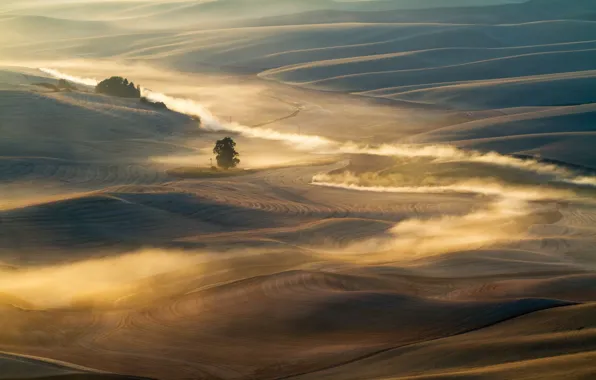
[0,1,595,379]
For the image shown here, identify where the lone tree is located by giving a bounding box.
[95,76,141,98]
[213,137,240,170]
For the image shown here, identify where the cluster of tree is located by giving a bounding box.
[95,76,172,110]
[95,76,141,98]
[213,137,240,170]
[140,96,168,110]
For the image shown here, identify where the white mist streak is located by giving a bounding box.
[325,195,538,262]
[339,142,572,178]
[0,250,203,309]
[384,198,532,258]
[39,68,99,87]
[312,173,571,201]
[563,176,596,187]
[143,90,334,149]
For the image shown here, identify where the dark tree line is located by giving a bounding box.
[96,76,141,98]
[140,96,168,110]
